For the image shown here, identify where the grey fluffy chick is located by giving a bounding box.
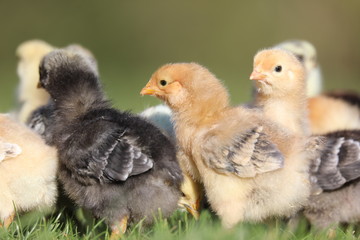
[35,49,183,237]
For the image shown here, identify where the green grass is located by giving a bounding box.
[1,208,359,240]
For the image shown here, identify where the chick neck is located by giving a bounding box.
[51,80,109,123]
[255,90,310,136]
[171,83,230,132]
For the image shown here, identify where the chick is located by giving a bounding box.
[251,48,360,229]
[274,40,322,97]
[274,40,360,135]
[27,44,99,143]
[37,50,183,236]
[15,40,54,123]
[305,130,360,229]
[0,114,57,227]
[251,48,309,137]
[141,62,311,228]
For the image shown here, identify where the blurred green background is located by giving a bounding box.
[0,0,359,113]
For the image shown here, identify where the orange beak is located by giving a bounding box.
[140,82,157,96]
[250,70,267,81]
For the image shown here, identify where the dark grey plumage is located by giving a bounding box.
[27,101,55,144]
[305,130,360,228]
[33,49,183,232]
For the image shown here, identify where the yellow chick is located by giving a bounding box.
[274,40,360,135]
[15,40,54,123]
[250,48,309,137]
[0,114,58,227]
[141,63,310,228]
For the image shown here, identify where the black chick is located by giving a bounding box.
[36,49,183,236]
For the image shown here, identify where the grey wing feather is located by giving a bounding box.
[313,137,346,190]
[338,139,360,181]
[90,131,153,183]
[202,126,284,178]
[312,133,360,191]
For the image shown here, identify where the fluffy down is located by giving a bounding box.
[0,114,57,226]
[35,49,183,235]
[141,62,311,228]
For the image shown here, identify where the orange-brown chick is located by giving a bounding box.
[308,94,360,135]
[141,63,310,228]
[0,114,58,227]
[251,48,309,137]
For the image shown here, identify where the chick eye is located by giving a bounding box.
[295,54,304,63]
[159,80,168,86]
[274,65,282,72]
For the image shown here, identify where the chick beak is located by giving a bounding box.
[140,83,157,96]
[249,70,267,81]
[37,81,43,89]
[186,200,201,220]
[178,198,201,220]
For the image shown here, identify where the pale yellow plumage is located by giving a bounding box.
[15,40,54,123]
[0,114,58,227]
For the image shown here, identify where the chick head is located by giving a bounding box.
[250,48,306,97]
[38,50,99,99]
[64,44,99,76]
[274,40,321,97]
[141,63,228,110]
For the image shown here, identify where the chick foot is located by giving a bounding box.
[0,212,15,228]
[110,216,129,240]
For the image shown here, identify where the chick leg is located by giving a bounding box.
[178,173,202,220]
[214,199,245,229]
[110,215,129,240]
[0,212,15,228]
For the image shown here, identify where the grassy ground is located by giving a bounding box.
[1,208,359,240]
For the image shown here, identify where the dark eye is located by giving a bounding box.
[160,80,167,86]
[295,54,304,63]
[274,65,282,72]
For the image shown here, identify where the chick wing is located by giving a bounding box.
[60,111,154,184]
[202,126,284,177]
[311,130,360,191]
